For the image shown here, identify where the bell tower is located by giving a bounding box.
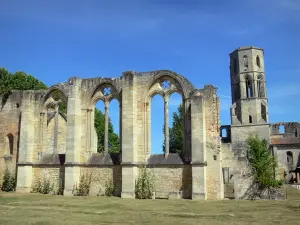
[229,46,268,125]
[229,46,270,155]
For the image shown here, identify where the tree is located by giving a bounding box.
[247,135,282,190]
[0,68,47,106]
[94,108,120,154]
[162,104,184,155]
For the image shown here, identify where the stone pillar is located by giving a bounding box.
[190,93,206,200]
[104,101,110,153]
[164,96,169,157]
[53,104,59,153]
[64,77,82,196]
[121,71,136,198]
[16,91,37,193]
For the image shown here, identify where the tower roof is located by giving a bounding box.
[230,46,264,55]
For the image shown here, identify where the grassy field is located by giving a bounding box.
[0,185,300,225]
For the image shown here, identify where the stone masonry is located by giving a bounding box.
[0,46,299,199]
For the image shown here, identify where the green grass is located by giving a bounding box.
[0,185,300,225]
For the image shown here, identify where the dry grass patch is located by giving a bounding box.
[0,185,300,225]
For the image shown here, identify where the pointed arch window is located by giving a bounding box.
[249,115,252,123]
[257,75,265,98]
[245,77,253,98]
[256,55,261,68]
[243,55,248,71]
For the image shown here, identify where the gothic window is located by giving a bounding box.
[233,58,238,74]
[279,125,285,134]
[243,55,248,71]
[257,75,265,98]
[287,151,293,164]
[221,128,227,138]
[103,87,111,96]
[249,115,252,124]
[256,55,261,68]
[245,77,253,98]
[7,134,14,155]
[161,80,171,89]
[261,104,267,121]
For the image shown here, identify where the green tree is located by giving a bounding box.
[94,108,120,154]
[162,104,184,155]
[247,135,282,190]
[0,68,47,106]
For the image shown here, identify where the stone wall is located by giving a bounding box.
[145,165,191,199]
[0,92,21,185]
[32,166,64,193]
[80,166,122,196]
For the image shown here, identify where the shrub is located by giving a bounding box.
[31,176,54,194]
[104,176,114,196]
[135,166,154,199]
[73,173,92,196]
[247,135,284,191]
[1,166,16,192]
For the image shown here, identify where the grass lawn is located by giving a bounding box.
[1,185,300,225]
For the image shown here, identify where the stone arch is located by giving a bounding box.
[90,81,121,107]
[41,86,68,108]
[88,81,121,155]
[145,70,193,102]
[146,71,190,157]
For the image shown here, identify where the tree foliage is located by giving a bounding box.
[0,68,47,103]
[247,135,283,190]
[94,108,120,154]
[1,166,16,192]
[162,104,184,155]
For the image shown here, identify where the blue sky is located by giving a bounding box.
[1,0,300,153]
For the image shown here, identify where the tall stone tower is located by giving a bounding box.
[229,46,270,155]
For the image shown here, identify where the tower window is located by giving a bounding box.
[249,115,252,123]
[261,104,267,121]
[221,128,227,138]
[233,58,238,73]
[295,129,298,137]
[287,151,293,164]
[256,55,261,68]
[243,55,248,71]
[245,77,253,98]
[257,75,265,98]
[279,125,285,134]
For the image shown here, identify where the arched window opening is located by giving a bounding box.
[261,104,267,121]
[7,134,14,155]
[168,92,183,155]
[257,75,265,98]
[287,151,293,164]
[108,99,120,154]
[221,129,227,138]
[246,77,253,98]
[243,55,248,71]
[233,58,238,73]
[151,94,164,154]
[94,100,105,153]
[256,55,261,68]
[295,129,298,137]
[249,115,252,124]
[279,125,285,134]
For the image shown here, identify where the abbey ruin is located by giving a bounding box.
[1,46,300,199]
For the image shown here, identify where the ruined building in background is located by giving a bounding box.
[0,46,299,199]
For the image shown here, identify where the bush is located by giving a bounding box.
[31,176,54,194]
[247,135,284,191]
[104,176,114,196]
[73,173,92,196]
[135,166,154,199]
[1,167,16,192]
